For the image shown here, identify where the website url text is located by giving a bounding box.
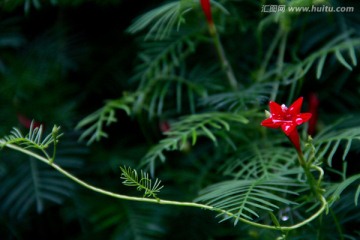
[261,5,354,13]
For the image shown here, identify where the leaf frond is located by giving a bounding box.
[261,31,360,84]
[221,144,300,180]
[0,122,62,161]
[195,178,304,225]
[141,112,249,175]
[76,93,135,144]
[120,166,164,200]
[311,118,360,166]
[133,31,198,88]
[200,83,273,112]
[127,1,194,40]
[137,74,207,118]
[0,132,85,219]
[325,173,360,207]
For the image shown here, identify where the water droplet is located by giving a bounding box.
[281,215,289,221]
[279,207,291,222]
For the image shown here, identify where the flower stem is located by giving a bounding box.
[208,23,238,90]
[2,141,213,209]
[297,151,322,199]
[1,141,327,231]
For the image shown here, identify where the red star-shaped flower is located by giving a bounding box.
[261,97,312,136]
[261,97,312,153]
[200,0,213,25]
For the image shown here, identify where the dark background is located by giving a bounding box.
[1,0,360,239]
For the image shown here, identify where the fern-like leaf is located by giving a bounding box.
[133,32,198,88]
[261,31,360,83]
[141,112,249,175]
[0,132,86,219]
[138,74,207,118]
[325,173,360,207]
[195,178,303,225]
[0,122,62,162]
[312,119,360,166]
[0,158,73,218]
[120,166,164,200]
[221,144,300,180]
[127,1,194,40]
[85,198,168,240]
[1,123,57,149]
[76,93,135,144]
[200,83,273,112]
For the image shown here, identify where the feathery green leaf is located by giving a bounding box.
[120,166,164,200]
[141,112,248,175]
[76,93,135,144]
[195,178,303,225]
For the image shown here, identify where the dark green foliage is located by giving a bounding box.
[195,177,303,224]
[76,94,134,144]
[73,196,170,240]
[312,117,360,166]
[1,0,360,239]
[0,130,86,219]
[141,112,249,174]
[221,144,300,179]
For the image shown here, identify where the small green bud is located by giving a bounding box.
[265,110,271,118]
[52,125,60,135]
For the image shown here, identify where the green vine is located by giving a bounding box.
[0,125,331,232]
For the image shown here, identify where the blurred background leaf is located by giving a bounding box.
[1,0,360,239]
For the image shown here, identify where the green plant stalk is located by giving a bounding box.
[50,126,59,163]
[329,208,345,240]
[2,141,210,207]
[257,28,282,82]
[1,141,327,231]
[297,151,322,199]
[271,30,288,100]
[208,23,238,90]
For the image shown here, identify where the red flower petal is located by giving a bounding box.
[261,118,281,128]
[281,122,296,136]
[288,97,303,115]
[295,113,312,125]
[269,101,283,116]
